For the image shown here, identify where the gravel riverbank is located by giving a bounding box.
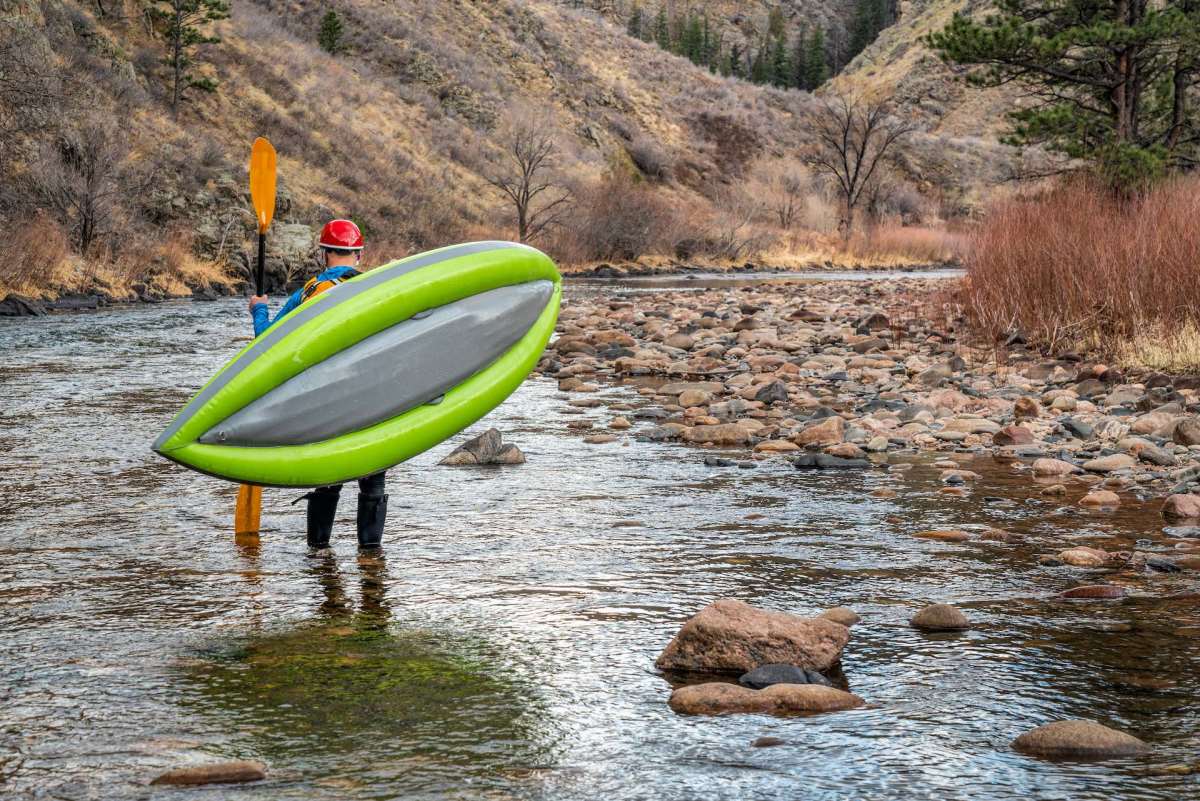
[541,277,1200,555]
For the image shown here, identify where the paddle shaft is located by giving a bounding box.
[255,231,266,296]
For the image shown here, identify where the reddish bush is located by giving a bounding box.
[959,177,1200,353]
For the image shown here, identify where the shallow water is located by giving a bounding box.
[567,268,963,292]
[1,292,1198,801]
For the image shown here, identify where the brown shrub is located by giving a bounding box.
[549,174,679,263]
[0,212,71,295]
[959,177,1200,354]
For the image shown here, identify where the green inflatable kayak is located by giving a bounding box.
[153,241,561,487]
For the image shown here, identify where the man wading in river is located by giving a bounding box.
[247,219,388,551]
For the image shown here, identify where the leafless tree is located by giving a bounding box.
[753,160,811,230]
[486,114,571,244]
[803,91,914,237]
[34,120,133,254]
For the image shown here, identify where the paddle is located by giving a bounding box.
[234,137,277,537]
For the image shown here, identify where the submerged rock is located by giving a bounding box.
[655,599,850,674]
[1060,584,1126,599]
[1011,720,1150,759]
[150,760,267,786]
[818,607,861,627]
[668,682,863,716]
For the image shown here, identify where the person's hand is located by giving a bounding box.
[248,294,268,312]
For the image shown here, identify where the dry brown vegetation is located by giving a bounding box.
[0,0,1005,303]
[956,177,1200,369]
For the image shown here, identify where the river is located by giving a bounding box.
[1,275,1196,800]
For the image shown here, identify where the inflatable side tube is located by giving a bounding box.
[153,241,561,487]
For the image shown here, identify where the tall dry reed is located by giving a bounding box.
[959,177,1200,356]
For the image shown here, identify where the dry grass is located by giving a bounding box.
[844,225,965,264]
[1114,321,1200,374]
[959,176,1200,364]
[0,222,232,301]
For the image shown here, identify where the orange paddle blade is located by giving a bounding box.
[249,137,277,233]
[234,484,262,536]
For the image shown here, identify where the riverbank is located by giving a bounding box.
[541,277,1200,544]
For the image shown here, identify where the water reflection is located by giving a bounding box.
[1,295,1198,801]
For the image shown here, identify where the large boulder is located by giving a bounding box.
[1011,720,1150,759]
[668,682,863,716]
[655,599,850,674]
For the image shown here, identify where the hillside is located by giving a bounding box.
[0,0,1017,302]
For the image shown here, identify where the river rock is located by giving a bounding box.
[1174,417,1200,446]
[793,416,845,446]
[1033,458,1082,476]
[1011,720,1150,759]
[818,607,861,627]
[1082,454,1135,473]
[910,603,971,630]
[150,760,267,786]
[754,380,790,404]
[739,663,832,689]
[0,294,47,316]
[1014,397,1040,419]
[994,425,1034,446]
[1080,490,1121,507]
[1060,584,1125,599]
[683,423,751,445]
[791,453,872,469]
[913,530,970,542]
[1058,547,1110,567]
[668,682,863,716]
[752,736,787,747]
[440,428,525,465]
[678,389,712,407]
[1162,493,1200,520]
[655,599,850,673]
[610,416,631,430]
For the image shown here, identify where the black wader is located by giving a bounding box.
[304,471,388,549]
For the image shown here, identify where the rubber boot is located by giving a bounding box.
[356,494,388,550]
[305,488,341,549]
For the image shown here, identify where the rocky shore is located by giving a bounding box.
[540,276,1200,539]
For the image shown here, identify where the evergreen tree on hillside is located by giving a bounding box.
[849,0,891,61]
[749,40,769,84]
[805,28,829,90]
[626,3,643,39]
[769,30,791,87]
[929,0,1200,186]
[792,27,809,89]
[653,6,670,50]
[318,10,343,55]
[148,0,230,115]
[727,41,744,78]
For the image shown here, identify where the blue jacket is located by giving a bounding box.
[251,266,359,337]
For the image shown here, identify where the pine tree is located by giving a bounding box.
[626,3,643,39]
[792,27,809,89]
[682,12,704,63]
[653,6,670,51]
[318,10,343,55]
[148,0,230,115]
[805,28,829,90]
[728,41,744,78]
[929,0,1200,185]
[749,41,769,84]
[770,30,791,87]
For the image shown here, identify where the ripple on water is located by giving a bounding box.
[0,296,1197,800]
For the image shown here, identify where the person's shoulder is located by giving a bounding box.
[317,266,360,281]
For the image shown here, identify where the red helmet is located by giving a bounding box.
[318,219,364,251]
